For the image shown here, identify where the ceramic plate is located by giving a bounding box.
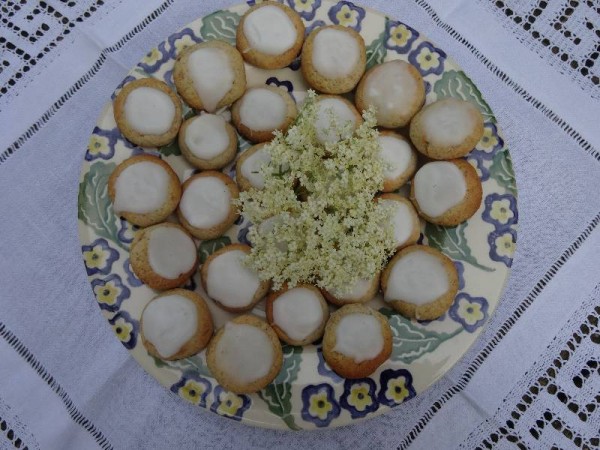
[78,0,518,430]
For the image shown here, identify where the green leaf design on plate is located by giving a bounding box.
[158,140,181,157]
[199,10,241,44]
[237,134,252,153]
[425,221,494,272]
[365,19,387,71]
[433,70,494,122]
[380,308,462,363]
[78,162,127,250]
[258,345,302,430]
[489,149,517,196]
[198,236,232,263]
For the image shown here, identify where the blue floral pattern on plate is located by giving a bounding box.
[482,193,518,229]
[328,1,365,31]
[377,368,416,407]
[92,274,130,312]
[287,0,321,21]
[488,227,517,267]
[108,311,138,349]
[171,373,212,407]
[210,386,251,421]
[86,127,117,161]
[408,41,446,76]
[82,238,119,276]
[385,20,419,54]
[449,293,489,332]
[301,383,341,427]
[339,378,378,418]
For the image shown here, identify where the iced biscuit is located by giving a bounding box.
[301,25,366,94]
[236,143,272,191]
[355,60,425,128]
[141,289,213,361]
[237,2,305,69]
[178,114,238,170]
[173,40,246,112]
[377,131,417,192]
[266,284,329,346]
[410,159,482,226]
[130,223,197,290]
[314,95,363,145]
[232,86,297,143]
[108,154,181,227]
[322,273,380,306]
[377,194,420,250]
[113,78,182,147]
[381,245,458,320]
[207,315,283,393]
[322,304,392,379]
[409,98,484,160]
[177,171,239,239]
[200,243,271,313]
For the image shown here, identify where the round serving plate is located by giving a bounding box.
[78,0,518,430]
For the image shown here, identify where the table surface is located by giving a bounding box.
[1,1,599,449]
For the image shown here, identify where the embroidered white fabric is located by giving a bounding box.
[0,0,599,449]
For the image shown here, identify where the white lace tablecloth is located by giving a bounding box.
[1,0,599,448]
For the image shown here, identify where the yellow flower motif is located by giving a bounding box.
[480,127,499,150]
[112,318,133,342]
[386,378,410,403]
[174,35,196,55]
[217,392,244,416]
[180,380,205,405]
[293,0,315,13]
[94,282,119,306]
[416,47,440,71]
[347,384,373,411]
[388,24,411,48]
[490,199,513,225]
[142,48,162,65]
[83,245,108,270]
[335,4,358,27]
[87,135,110,156]
[495,233,515,258]
[308,392,333,420]
[457,299,484,326]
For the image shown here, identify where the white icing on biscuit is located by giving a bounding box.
[384,250,450,305]
[187,47,235,113]
[378,135,413,181]
[148,226,196,279]
[113,161,170,214]
[241,146,271,189]
[364,61,420,124]
[329,277,373,302]
[239,88,288,132]
[273,288,324,341]
[333,313,384,363]
[413,161,467,218]
[312,28,359,78]
[206,249,261,309]
[214,322,274,384]
[179,176,232,229]
[184,114,230,160]
[244,5,297,55]
[124,87,176,135]
[142,294,198,358]
[380,199,417,248]
[420,98,478,147]
[315,97,357,144]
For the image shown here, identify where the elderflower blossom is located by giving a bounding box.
[236,91,396,293]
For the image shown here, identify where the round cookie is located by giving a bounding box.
[322,304,392,379]
[410,159,482,226]
[237,2,305,69]
[314,95,363,145]
[200,243,271,313]
[207,315,283,393]
[266,284,329,346]
[377,194,420,250]
[173,40,246,112]
[355,60,425,128]
[409,98,484,160]
[301,25,366,94]
[177,171,239,239]
[377,131,417,192]
[113,78,182,147]
[108,154,181,227]
[178,114,238,170]
[130,223,197,290]
[381,245,458,321]
[231,86,297,143]
[235,143,271,191]
[322,272,380,306]
[141,289,214,361]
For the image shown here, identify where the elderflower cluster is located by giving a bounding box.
[235,91,396,293]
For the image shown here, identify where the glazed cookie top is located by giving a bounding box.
[271,287,325,342]
[379,195,420,249]
[142,293,198,358]
[314,96,360,145]
[146,225,196,280]
[242,4,297,56]
[123,86,176,136]
[239,144,271,190]
[413,161,466,218]
[182,114,231,160]
[179,174,232,229]
[238,87,289,131]
[311,27,361,79]
[378,134,415,183]
[333,312,384,363]
[419,98,481,148]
